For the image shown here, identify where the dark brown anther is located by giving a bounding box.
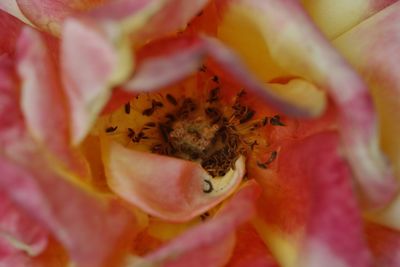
[127,128,135,139]
[257,162,268,169]
[179,98,197,118]
[203,180,214,193]
[124,103,131,114]
[159,123,172,142]
[199,65,207,72]
[207,87,220,103]
[250,140,258,150]
[239,109,255,124]
[152,100,164,108]
[237,89,246,98]
[270,115,285,126]
[145,122,156,127]
[105,126,118,133]
[265,151,278,165]
[205,107,221,123]
[212,76,219,83]
[165,113,176,122]
[197,10,204,17]
[142,107,155,116]
[262,116,269,126]
[166,94,178,106]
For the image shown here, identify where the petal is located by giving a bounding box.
[16,27,90,178]
[61,18,132,145]
[365,221,400,266]
[302,0,397,39]
[0,9,24,55]
[0,192,48,257]
[253,131,371,267]
[226,0,396,207]
[124,35,321,117]
[102,139,245,222]
[133,181,261,267]
[16,0,104,35]
[333,2,400,228]
[0,153,136,267]
[227,223,279,267]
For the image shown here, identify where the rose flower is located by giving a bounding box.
[1,0,400,267]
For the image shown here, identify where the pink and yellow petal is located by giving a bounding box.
[131,181,261,267]
[0,152,136,267]
[102,139,245,222]
[16,27,90,179]
[15,0,105,35]
[301,0,397,39]
[0,10,24,55]
[218,0,396,207]
[253,132,371,267]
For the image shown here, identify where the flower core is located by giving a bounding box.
[98,73,284,178]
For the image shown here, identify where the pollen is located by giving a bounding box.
[97,70,285,178]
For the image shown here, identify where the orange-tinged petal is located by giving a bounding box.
[302,0,397,39]
[333,2,400,229]
[15,0,105,35]
[0,0,31,26]
[0,152,136,267]
[16,27,90,178]
[125,35,319,118]
[131,181,261,267]
[0,10,24,55]
[62,18,132,145]
[227,223,279,267]
[365,221,400,266]
[226,0,396,208]
[0,192,48,257]
[102,139,245,222]
[253,131,371,267]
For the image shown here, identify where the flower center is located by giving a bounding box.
[98,73,285,178]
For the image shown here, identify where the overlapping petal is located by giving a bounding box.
[129,181,261,267]
[102,139,245,222]
[302,0,398,39]
[217,0,396,207]
[253,131,371,267]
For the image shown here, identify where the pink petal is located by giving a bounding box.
[334,2,400,210]
[138,181,261,267]
[0,192,48,257]
[124,35,318,117]
[365,221,400,266]
[102,139,245,222]
[0,153,136,267]
[230,0,396,207]
[253,131,371,267]
[15,0,105,35]
[16,27,90,178]
[0,10,24,55]
[61,18,128,145]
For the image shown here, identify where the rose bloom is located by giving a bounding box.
[2,0,400,267]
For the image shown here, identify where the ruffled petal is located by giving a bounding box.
[16,27,90,178]
[130,181,261,267]
[0,192,48,257]
[0,153,136,267]
[253,131,371,267]
[334,2,400,183]
[125,35,321,117]
[15,0,104,35]
[302,0,397,39]
[223,0,396,207]
[102,139,245,222]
